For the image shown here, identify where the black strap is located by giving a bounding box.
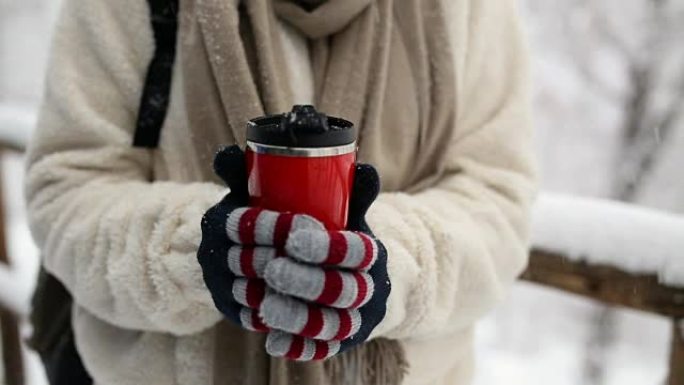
[133,0,180,148]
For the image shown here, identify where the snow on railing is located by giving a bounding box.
[0,103,35,151]
[532,193,684,288]
[0,263,34,316]
[0,103,35,315]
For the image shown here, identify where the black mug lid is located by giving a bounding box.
[247,105,357,148]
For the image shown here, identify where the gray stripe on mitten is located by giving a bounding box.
[266,331,325,360]
[260,293,308,333]
[227,247,243,276]
[341,231,367,269]
[285,229,330,264]
[299,337,316,361]
[254,210,278,245]
[318,306,341,340]
[225,207,249,243]
[290,214,326,232]
[231,278,251,307]
[264,258,325,299]
[334,271,359,308]
[265,331,293,357]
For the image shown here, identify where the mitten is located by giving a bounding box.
[197,145,271,331]
[198,146,333,332]
[259,164,391,360]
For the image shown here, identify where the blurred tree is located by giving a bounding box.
[526,0,684,383]
[541,0,684,202]
[603,1,684,202]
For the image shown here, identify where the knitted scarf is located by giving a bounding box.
[179,0,456,384]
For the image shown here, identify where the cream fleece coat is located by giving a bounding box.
[25,0,535,384]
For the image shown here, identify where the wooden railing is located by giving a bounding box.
[522,250,684,385]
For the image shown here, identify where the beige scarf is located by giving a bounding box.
[179,0,456,383]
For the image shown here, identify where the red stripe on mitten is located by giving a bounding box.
[232,278,266,309]
[239,308,269,332]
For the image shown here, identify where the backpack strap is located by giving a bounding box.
[133,0,180,148]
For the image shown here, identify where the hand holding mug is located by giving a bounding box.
[198,146,390,361]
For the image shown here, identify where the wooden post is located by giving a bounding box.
[0,151,24,385]
[0,306,24,385]
[669,319,684,385]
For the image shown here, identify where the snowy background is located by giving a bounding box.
[1,0,683,384]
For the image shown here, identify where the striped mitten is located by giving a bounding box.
[221,206,387,361]
[198,145,269,330]
[237,165,389,361]
[198,146,335,334]
[261,222,389,361]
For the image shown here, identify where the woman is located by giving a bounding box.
[26,0,535,384]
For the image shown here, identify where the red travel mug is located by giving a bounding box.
[245,105,357,230]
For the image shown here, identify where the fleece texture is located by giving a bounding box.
[25,0,535,384]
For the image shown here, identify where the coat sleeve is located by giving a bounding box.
[25,0,225,335]
[369,0,537,340]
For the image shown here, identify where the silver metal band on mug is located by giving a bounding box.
[246,141,357,158]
